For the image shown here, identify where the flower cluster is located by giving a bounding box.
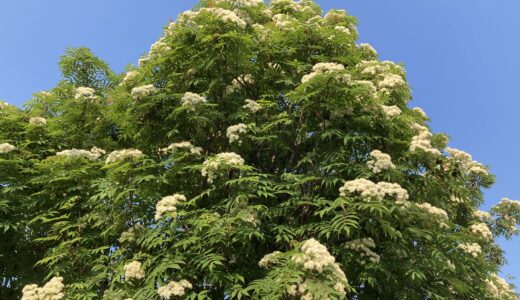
[149,38,171,58]
[29,117,47,126]
[258,251,282,268]
[131,84,157,100]
[469,223,493,241]
[445,147,489,177]
[415,202,448,220]
[201,152,245,183]
[457,242,482,258]
[380,105,401,119]
[120,70,139,85]
[243,99,262,113]
[491,198,520,235]
[105,149,143,164]
[345,238,380,264]
[124,261,145,280]
[357,60,405,77]
[155,194,187,220]
[157,280,192,299]
[272,13,294,29]
[0,101,10,110]
[323,9,348,25]
[359,43,378,57]
[226,123,248,144]
[0,143,16,154]
[56,147,105,161]
[334,25,351,34]
[21,277,65,300]
[301,62,346,84]
[181,7,246,29]
[339,178,408,202]
[118,224,144,244]
[367,150,395,173]
[485,274,517,300]
[216,0,264,7]
[413,107,427,118]
[473,210,492,221]
[74,87,96,100]
[181,92,207,110]
[409,123,441,156]
[378,73,405,93]
[161,141,202,155]
[227,74,254,94]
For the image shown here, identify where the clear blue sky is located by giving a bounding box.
[1,0,518,286]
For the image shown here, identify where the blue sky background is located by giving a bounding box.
[1,0,518,287]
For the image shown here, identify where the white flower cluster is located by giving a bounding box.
[131,84,157,100]
[301,62,346,84]
[485,274,517,300]
[409,123,441,156]
[413,107,427,118]
[118,224,144,243]
[155,194,187,220]
[415,202,448,220]
[124,261,145,280]
[21,277,65,300]
[334,25,351,35]
[157,280,193,299]
[323,9,348,25]
[149,37,171,58]
[339,178,408,202]
[215,0,264,7]
[380,105,401,119]
[226,123,248,144]
[75,87,96,100]
[359,43,378,57]
[0,143,16,154]
[105,149,143,164]
[181,8,246,29]
[29,117,47,126]
[469,223,493,241]
[243,99,262,113]
[272,13,295,29]
[120,70,139,85]
[378,73,405,94]
[181,92,207,110]
[473,210,492,221]
[445,147,490,177]
[56,147,105,161]
[345,238,380,264]
[367,150,395,173]
[0,101,10,110]
[457,242,482,258]
[161,141,202,155]
[227,74,254,94]
[289,238,348,298]
[258,251,282,268]
[202,152,245,183]
[270,0,303,12]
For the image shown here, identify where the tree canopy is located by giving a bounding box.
[1,0,519,299]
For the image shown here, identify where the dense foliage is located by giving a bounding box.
[1,0,519,299]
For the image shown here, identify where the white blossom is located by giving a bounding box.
[157,280,192,299]
[120,70,139,85]
[182,8,246,29]
[155,194,187,220]
[29,117,47,126]
[301,62,346,84]
[56,148,104,161]
[258,251,282,268]
[324,9,347,24]
[181,92,207,110]
[202,152,245,183]
[131,84,157,100]
[445,147,490,177]
[416,202,448,219]
[380,105,401,119]
[243,99,262,113]
[226,123,248,144]
[469,223,493,241]
[149,38,171,57]
[22,277,65,300]
[345,238,380,264]
[339,179,408,202]
[485,274,517,300]
[457,242,482,258]
[0,143,16,154]
[74,87,96,100]
[473,210,492,221]
[124,261,145,280]
[161,141,202,155]
[367,150,395,173]
[378,73,405,93]
[409,123,441,156]
[334,25,350,34]
[105,149,143,164]
[272,13,293,29]
[413,107,427,118]
[359,43,377,56]
[227,74,254,94]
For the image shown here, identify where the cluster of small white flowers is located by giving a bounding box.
[445,147,490,177]
[469,223,493,241]
[416,202,448,219]
[118,224,144,243]
[227,74,254,94]
[22,277,65,300]
[203,8,247,28]
[409,123,441,156]
[131,84,157,100]
[157,280,192,299]
[74,87,96,100]
[270,0,301,12]
[473,210,492,221]
[201,152,245,183]
[272,13,294,29]
[56,147,105,161]
[149,37,171,58]
[227,0,264,7]
[345,238,380,264]
[357,60,405,77]
[243,99,262,113]
[380,105,401,119]
[339,178,408,202]
[29,117,47,126]
[352,80,377,100]
[138,55,150,68]
[161,141,202,155]
[181,92,207,110]
[105,149,143,164]
[457,242,482,258]
[0,101,10,110]
[0,143,16,154]
[367,150,395,173]
[258,251,282,268]
[334,25,351,35]
[155,194,187,220]
[290,239,348,297]
[485,274,517,300]
[413,107,428,118]
[498,197,520,208]
[323,9,347,25]
[120,70,139,85]
[359,43,377,56]
[226,123,248,144]
[301,62,346,83]
[124,261,145,280]
[378,73,405,93]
